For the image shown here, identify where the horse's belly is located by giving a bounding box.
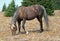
[27,16,35,20]
[27,13,37,20]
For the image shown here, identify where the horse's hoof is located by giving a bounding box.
[26,32,29,34]
[40,29,44,33]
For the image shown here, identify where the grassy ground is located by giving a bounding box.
[0,10,60,41]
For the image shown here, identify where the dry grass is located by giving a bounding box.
[0,10,60,41]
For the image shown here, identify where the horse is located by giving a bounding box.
[10,5,49,35]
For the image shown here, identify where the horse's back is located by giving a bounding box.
[18,5,44,19]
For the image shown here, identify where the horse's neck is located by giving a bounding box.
[11,17,16,24]
[11,12,18,24]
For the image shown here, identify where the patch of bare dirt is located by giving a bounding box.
[0,10,60,41]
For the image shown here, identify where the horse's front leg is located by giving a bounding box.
[22,19,28,34]
[17,19,21,33]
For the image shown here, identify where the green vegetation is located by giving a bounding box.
[2,3,6,11]
[4,0,15,17]
[55,0,60,10]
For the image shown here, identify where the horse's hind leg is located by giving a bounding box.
[22,19,28,34]
[37,17,44,32]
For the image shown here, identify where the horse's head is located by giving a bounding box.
[10,24,17,35]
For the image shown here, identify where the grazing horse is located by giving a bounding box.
[10,5,49,35]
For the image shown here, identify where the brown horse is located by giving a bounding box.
[10,5,49,35]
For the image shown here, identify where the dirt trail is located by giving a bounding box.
[0,10,60,41]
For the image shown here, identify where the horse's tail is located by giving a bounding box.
[42,6,49,29]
